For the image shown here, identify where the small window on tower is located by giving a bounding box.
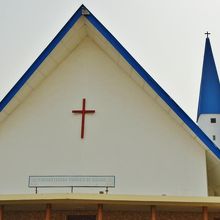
[211,118,216,123]
[213,135,216,141]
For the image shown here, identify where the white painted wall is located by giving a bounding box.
[198,114,220,148]
[0,37,207,196]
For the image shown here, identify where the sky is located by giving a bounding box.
[1,0,220,121]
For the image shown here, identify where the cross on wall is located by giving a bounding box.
[72,98,95,139]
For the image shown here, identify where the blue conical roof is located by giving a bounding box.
[197,37,220,121]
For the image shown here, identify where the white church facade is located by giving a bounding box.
[0,5,220,220]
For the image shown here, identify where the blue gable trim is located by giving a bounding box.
[1,5,220,159]
[86,9,220,158]
[0,5,82,112]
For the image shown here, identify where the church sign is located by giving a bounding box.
[29,175,115,193]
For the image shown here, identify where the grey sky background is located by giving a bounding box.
[1,0,220,121]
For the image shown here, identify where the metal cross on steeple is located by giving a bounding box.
[205,31,211,38]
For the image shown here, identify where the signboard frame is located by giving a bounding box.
[28,175,115,193]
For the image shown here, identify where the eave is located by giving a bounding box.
[1,193,220,211]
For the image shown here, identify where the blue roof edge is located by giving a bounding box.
[1,5,220,159]
[86,9,220,159]
[0,5,83,112]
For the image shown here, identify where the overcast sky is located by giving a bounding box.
[1,0,220,121]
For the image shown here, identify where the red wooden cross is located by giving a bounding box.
[72,98,95,139]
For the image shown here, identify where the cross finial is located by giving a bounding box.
[205,31,211,38]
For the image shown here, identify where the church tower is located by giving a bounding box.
[197,33,220,147]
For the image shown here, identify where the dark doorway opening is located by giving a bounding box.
[67,215,96,220]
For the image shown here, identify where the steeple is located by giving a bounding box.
[197,34,220,121]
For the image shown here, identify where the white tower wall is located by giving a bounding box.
[198,114,220,148]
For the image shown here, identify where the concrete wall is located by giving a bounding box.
[0,37,207,196]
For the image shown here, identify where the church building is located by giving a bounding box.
[1,4,220,220]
